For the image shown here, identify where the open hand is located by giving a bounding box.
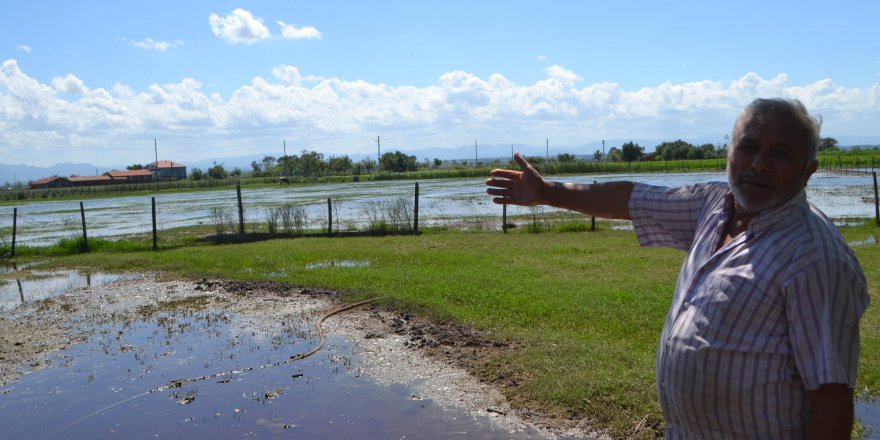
[485,152,545,206]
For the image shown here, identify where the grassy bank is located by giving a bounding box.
[8,222,880,438]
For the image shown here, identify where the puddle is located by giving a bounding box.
[849,236,879,247]
[0,270,120,312]
[0,260,42,276]
[304,260,371,269]
[0,307,545,439]
[858,400,880,439]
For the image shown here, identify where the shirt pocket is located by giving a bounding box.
[694,273,788,353]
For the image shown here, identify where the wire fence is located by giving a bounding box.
[2,171,879,256]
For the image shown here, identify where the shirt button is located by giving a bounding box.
[682,300,690,308]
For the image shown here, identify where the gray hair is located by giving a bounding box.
[732,98,822,164]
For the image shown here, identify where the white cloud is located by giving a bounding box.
[51,73,88,95]
[537,55,546,61]
[1,57,878,166]
[130,38,184,51]
[277,21,321,40]
[209,9,271,45]
[17,44,31,53]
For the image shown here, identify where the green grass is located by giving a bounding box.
[6,221,880,439]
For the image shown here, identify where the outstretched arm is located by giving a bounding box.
[485,153,635,220]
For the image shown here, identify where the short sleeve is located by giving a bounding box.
[785,256,869,390]
[628,183,726,251]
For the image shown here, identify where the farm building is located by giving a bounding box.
[68,175,114,186]
[146,160,186,180]
[105,169,155,183]
[28,176,67,189]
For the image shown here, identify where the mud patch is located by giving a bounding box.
[0,274,599,439]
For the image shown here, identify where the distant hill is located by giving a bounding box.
[0,162,115,186]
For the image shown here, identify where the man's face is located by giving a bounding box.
[727,112,817,213]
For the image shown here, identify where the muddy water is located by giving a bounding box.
[0,268,119,312]
[0,298,545,439]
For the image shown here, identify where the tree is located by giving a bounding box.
[261,155,277,174]
[207,162,227,179]
[276,155,297,177]
[607,147,622,162]
[819,137,840,152]
[359,157,377,174]
[327,155,354,175]
[593,149,604,162]
[126,164,143,170]
[655,140,696,161]
[433,158,443,168]
[189,168,204,181]
[250,160,263,176]
[379,151,418,172]
[230,167,242,179]
[297,150,325,176]
[621,142,644,162]
[557,153,577,162]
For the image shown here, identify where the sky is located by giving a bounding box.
[1,0,879,168]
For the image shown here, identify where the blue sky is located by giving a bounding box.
[1,0,879,167]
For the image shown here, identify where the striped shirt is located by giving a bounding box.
[629,182,869,439]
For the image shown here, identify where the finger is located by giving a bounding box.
[485,178,514,189]
[486,187,510,197]
[491,197,512,205]
[513,152,531,170]
[489,169,521,180]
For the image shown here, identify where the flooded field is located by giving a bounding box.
[0,272,576,439]
[3,171,877,246]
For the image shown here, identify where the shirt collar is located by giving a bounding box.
[725,189,808,238]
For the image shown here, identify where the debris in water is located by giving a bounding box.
[177,395,196,405]
[264,388,283,400]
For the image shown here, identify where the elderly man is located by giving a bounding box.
[485,98,869,439]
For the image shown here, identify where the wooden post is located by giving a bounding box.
[11,207,17,258]
[413,182,419,233]
[327,198,333,235]
[236,183,244,234]
[502,204,507,234]
[151,197,158,251]
[80,202,89,252]
[873,171,879,227]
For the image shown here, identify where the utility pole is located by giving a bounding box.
[511,144,514,159]
[602,139,606,162]
[283,139,288,177]
[376,136,381,171]
[474,139,478,167]
[546,138,549,162]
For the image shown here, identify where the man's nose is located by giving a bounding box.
[750,148,771,172]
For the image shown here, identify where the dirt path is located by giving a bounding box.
[0,273,601,439]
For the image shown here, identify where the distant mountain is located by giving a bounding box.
[0,162,115,186]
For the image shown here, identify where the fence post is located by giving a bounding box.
[502,204,508,234]
[591,181,597,231]
[11,207,17,258]
[873,171,879,227]
[414,182,419,233]
[80,202,89,252]
[236,183,244,234]
[151,197,158,251]
[327,198,333,235]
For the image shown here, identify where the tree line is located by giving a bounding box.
[110,137,874,183]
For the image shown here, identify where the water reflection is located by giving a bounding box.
[0,269,119,312]
[0,308,546,439]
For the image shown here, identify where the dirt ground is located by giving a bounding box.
[0,273,604,439]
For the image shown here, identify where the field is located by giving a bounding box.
[11,220,879,438]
